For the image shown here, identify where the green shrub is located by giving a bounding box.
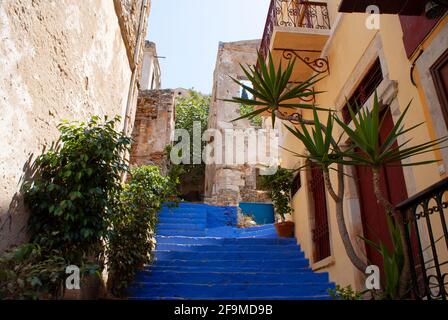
[22,116,130,263]
[328,285,364,300]
[261,167,293,222]
[107,166,179,297]
[0,243,66,300]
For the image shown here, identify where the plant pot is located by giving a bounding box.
[274,221,295,238]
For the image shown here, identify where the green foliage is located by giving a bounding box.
[0,244,67,300]
[328,285,364,300]
[284,107,342,170]
[175,89,210,153]
[22,116,130,263]
[360,215,406,300]
[260,167,293,222]
[174,90,210,190]
[107,166,180,297]
[335,92,448,168]
[240,104,263,127]
[225,51,325,126]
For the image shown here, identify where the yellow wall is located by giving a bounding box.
[274,4,448,291]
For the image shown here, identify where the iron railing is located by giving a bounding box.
[396,178,448,300]
[260,0,331,60]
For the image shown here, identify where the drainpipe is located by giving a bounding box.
[122,0,151,136]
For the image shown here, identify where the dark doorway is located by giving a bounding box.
[309,163,331,262]
[355,106,409,270]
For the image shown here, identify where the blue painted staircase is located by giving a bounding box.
[128,203,335,300]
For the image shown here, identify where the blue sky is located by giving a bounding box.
[146,0,271,95]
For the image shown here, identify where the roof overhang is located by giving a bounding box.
[338,0,426,15]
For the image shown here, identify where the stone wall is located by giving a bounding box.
[0,0,151,251]
[204,40,271,206]
[129,90,175,174]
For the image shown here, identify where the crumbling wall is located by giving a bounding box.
[129,90,175,174]
[204,40,270,206]
[0,0,150,251]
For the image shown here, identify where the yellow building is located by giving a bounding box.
[259,0,448,298]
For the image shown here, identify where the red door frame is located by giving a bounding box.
[355,107,409,270]
[309,163,331,262]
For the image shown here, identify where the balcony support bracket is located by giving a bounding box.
[274,48,330,75]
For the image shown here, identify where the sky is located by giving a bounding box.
[146,0,271,95]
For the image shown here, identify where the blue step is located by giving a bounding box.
[129,283,334,300]
[153,250,305,260]
[153,258,310,268]
[128,203,335,300]
[156,223,206,230]
[156,236,297,245]
[135,270,330,284]
[146,265,314,273]
[157,230,206,237]
[155,243,301,252]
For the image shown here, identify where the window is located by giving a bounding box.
[431,49,448,127]
[341,58,383,124]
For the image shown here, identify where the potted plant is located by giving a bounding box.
[261,167,294,237]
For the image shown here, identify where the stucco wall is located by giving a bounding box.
[0,0,150,251]
[204,40,271,206]
[276,5,447,290]
[129,89,175,173]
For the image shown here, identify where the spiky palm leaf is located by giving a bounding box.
[284,107,343,169]
[225,51,326,126]
[335,92,448,168]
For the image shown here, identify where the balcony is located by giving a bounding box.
[260,0,331,82]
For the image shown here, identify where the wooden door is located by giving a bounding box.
[431,49,448,128]
[310,163,331,262]
[356,107,409,269]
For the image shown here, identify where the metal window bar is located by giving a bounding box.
[396,178,448,300]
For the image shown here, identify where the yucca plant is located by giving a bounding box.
[227,49,447,299]
[360,215,405,300]
[225,51,325,126]
[284,107,368,273]
[336,92,447,298]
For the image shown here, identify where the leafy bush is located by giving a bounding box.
[107,166,179,297]
[240,104,263,128]
[174,90,210,198]
[261,167,293,222]
[22,116,130,263]
[0,243,66,300]
[328,285,364,300]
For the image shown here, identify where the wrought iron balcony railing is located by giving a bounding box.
[396,178,448,300]
[260,0,331,60]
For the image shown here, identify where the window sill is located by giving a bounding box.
[311,255,335,271]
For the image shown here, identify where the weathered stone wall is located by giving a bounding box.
[0,0,150,251]
[204,40,270,206]
[129,90,175,174]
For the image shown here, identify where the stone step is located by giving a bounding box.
[155,243,301,252]
[157,230,206,237]
[146,265,312,273]
[153,250,305,260]
[158,217,208,224]
[130,295,333,300]
[153,258,309,268]
[128,283,334,299]
[156,236,297,245]
[135,270,329,284]
[156,223,206,230]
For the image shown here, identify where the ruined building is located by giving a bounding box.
[204,40,271,206]
[0,0,151,251]
[129,41,175,174]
